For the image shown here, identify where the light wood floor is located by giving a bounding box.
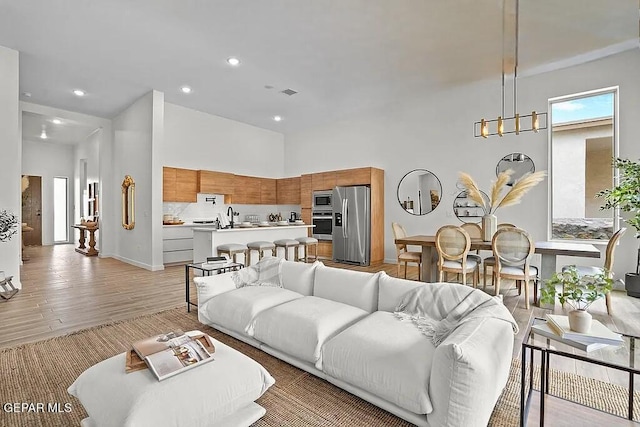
[4,244,640,390]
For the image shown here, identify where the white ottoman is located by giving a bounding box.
[68,333,275,427]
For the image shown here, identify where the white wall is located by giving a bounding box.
[163,103,285,177]
[0,46,21,288]
[284,48,640,279]
[22,140,75,245]
[74,130,100,222]
[112,90,164,270]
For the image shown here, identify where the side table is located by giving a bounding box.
[185,262,244,312]
[0,276,19,300]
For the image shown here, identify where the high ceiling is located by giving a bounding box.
[1,0,637,139]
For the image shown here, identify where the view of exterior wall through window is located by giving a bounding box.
[54,176,68,243]
[550,89,617,241]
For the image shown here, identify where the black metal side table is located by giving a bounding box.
[184,262,243,312]
[521,317,639,426]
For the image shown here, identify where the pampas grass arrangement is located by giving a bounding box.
[458,170,547,215]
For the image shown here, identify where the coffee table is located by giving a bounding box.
[185,262,243,312]
[68,332,275,427]
[521,317,640,426]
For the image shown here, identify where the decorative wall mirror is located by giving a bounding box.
[397,169,442,215]
[454,190,489,223]
[496,153,535,186]
[121,175,135,230]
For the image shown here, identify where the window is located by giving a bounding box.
[54,177,69,243]
[549,87,618,241]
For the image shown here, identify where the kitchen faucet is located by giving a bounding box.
[227,206,235,229]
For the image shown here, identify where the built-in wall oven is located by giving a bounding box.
[312,211,333,240]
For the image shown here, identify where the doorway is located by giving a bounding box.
[22,175,42,246]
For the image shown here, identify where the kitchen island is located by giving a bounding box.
[193,224,314,264]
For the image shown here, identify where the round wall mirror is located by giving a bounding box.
[496,153,535,186]
[397,169,442,215]
[454,190,489,223]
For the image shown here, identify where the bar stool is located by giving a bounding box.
[246,241,275,266]
[217,243,249,264]
[295,237,318,263]
[273,239,300,261]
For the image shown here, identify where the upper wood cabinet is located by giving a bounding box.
[312,171,337,191]
[163,167,198,202]
[300,174,312,208]
[233,175,261,204]
[260,178,277,204]
[198,170,235,195]
[336,167,372,186]
[276,177,301,205]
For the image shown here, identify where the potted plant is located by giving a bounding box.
[0,209,19,243]
[596,158,640,297]
[458,169,547,241]
[540,266,613,332]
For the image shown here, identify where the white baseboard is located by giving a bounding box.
[109,254,164,271]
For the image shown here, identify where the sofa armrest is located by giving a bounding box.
[427,318,514,427]
[194,273,237,306]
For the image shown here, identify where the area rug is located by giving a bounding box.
[0,307,638,427]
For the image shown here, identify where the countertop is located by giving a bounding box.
[193,224,314,232]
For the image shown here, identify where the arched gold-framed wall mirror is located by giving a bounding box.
[397,169,442,215]
[122,175,135,230]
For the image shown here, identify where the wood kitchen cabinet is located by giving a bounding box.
[300,174,312,208]
[260,178,277,204]
[198,170,235,195]
[311,171,337,191]
[300,208,312,236]
[276,177,301,205]
[336,167,372,186]
[163,167,198,202]
[233,175,261,204]
[317,241,333,260]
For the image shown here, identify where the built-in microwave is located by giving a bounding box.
[312,211,333,240]
[313,190,333,210]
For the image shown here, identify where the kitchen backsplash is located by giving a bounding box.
[164,193,300,223]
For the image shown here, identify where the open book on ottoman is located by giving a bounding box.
[127,330,215,380]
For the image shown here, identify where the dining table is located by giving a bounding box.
[394,235,601,284]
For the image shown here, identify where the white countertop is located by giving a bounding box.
[193,224,314,232]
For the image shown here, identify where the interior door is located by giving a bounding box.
[22,175,42,246]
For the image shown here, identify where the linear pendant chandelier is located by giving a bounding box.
[474,0,548,138]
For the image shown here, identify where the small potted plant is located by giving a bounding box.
[596,157,640,297]
[540,266,613,332]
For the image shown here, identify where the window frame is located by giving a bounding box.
[547,86,620,243]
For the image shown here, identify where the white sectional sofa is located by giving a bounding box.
[195,261,515,427]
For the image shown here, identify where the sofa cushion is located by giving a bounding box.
[322,311,436,415]
[377,272,425,312]
[199,286,303,336]
[280,260,321,296]
[313,265,381,312]
[252,296,368,369]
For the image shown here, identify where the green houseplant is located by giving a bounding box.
[596,157,640,297]
[540,266,613,332]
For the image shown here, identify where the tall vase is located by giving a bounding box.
[482,214,497,242]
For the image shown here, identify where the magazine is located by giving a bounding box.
[531,322,610,352]
[132,331,214,381]
[545,314,623,345]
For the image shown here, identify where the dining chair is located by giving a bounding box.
[483,223,518,288]
[460,223,483,261]
[435,225,479,287]
[561,227,626,315]
[392,222,422,281]
[492,226,538,309]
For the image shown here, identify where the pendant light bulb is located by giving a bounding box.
[480,119,488,138]
[497,116,504,137]
[532,111,539,132]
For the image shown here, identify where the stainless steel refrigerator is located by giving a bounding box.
[332,186,371,266]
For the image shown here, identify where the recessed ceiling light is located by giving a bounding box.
[52,119,62,125]
[227,57,241,66]
[73,89,86,97]
[273,116,282,122]
[180,86,192,94]
[40,131,47,139]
